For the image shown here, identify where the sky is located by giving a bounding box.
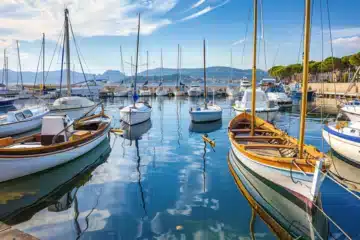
[1,0,360,75]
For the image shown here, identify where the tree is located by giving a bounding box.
[349,52,360,66]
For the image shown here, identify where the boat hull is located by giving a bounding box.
[156,89,169,96]
[188,90,202,97]
[174,90,186,96]
[120,104,152,125]
[0,124,110,182]
[341,106,360,122]
[292,90,315,101]
[50,105,96,120]
[0,111,49,137]
[139,90,152,96]
[323,123,360,165]
[0,99,16,107]
[113,91,129,97]
[233,107,278,122]
[189,110,222,123]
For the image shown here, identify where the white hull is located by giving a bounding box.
[230,142,317,202]
[174,90,186,96]
[323,123,360,165]
[120,103,152,125]
[113,90,129,97]
[50,105,96,120]
[341,106,360,122]
[0,111,49,137]
[233,107,278,122]
[188,90,202,97]
[0,125,110,182]
[189,105,222,123]
[156,89,169,96]
[139,90,152,96]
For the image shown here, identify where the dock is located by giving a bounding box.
[0,222,38,240]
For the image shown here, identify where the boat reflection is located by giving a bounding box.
[189,119,222,133]
[228,149,329,239]
[0,138,111,225]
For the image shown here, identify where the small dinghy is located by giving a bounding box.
[189,40,222,123]
[233,89,279,122]
[0,109,111,182]
[0,105,50,137]
[323,121,360,166]
[119,14,152,126]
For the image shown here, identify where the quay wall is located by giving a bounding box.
[309,83,360,94]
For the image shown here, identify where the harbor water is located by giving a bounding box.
[0,97,359,239]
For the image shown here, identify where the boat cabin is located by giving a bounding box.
[240,89,270,109]
[41,115,73,145]
[6,109,34,123]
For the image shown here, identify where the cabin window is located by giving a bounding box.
[15,112,26,121]
[23,110,33,118]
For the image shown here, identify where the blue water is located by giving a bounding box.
[0,97,359,239]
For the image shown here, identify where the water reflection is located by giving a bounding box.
[189,119,222,133]
[0,139,111,225]
[228,149,329,239]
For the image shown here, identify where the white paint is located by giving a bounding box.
[189,104,222,122]
[120,102,152,125]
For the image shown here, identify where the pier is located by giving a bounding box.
[0,222,38,240]
[309,83,360,99]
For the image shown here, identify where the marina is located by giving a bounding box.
[1,0,360,239]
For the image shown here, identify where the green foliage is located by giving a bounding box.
[349,53,360,66]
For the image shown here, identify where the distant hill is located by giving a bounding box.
[0,67,266,85]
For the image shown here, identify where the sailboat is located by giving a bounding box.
[139,51,152,97]
[156,49,169,96]
[174,45,186,96]
[189,40,222,123]
[0,50,18,107]
[14,40,32,99]
[48,9,97,120]
[226,49,240,97]
[228,0,330,206]
[120,14,152,126]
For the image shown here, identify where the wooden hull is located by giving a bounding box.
[228,112,329,204]
[228,150,329,239]
[0,110,49,137]
[0,121,111,183]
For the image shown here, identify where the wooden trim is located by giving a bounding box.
[231,129,274,133]
[235,136,284,140]
[244,144,296,149]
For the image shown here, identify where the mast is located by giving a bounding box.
[16,40,24,89]
[177,44,180,87]
[160,48,163,83]
[299,0,311,158]
[133,13,141,107]
[120,46,125,81]
[250,0,258,136]
[203,39,207,109]
[131,56,133,84]
[230,49,233,83]
[42,33,45,91]
[5,55,8,90]
[146,50,149,83]
[1,49,5,85]
[64,9,71,96]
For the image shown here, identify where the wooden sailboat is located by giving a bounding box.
[48,9,97,120]
[120,14,152,126]
[156,49,169,96]
[228,0,330,206]
[189,40,222,123]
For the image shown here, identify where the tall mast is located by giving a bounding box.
[16,41,24,89]
[120,46,125,81]
[299,0,311,158]
[131,56,133,84]
[133,13,141,107]
[160,48,163,83]
[250,0,258,136]
[230,49,233,83]
[203,39,207,109]
[42,33,45,90]
[179,46,182,85]
[2,49,5,85]
[64,9,71,96]
[177,44,180,87]
[146,51,149,82]
[5,55,8,90]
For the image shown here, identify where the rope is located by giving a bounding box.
[241,6,252,64]
[59,32,66,97]
[32,44,43,94]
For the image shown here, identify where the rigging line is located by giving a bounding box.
[241,6,252,64]
[68,18,92,97]
[326,0,338,108]
[319,0,325,151]
[59,31,66,97]
[33,44,43,93]
[297,0,305,64]
[44,23,64,84]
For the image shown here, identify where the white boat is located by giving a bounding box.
[0,96,17,108]
[240,77,251,89]
[113,88,130,97]
[120,102,152,125]
[120,14,152,126]
[174,89,186,96]
[174,45,186,97]
[266,83,293,107]
[155,86,169,96]
[0,105,50,137]
[341,100,360,122]
[187,82,202,97]
[71,79,108,97]
[233,89,279,122]
[0,109,111,183]
[190,104,222,122]
[226,86,240,97]
[323,121,360,165]
[189,40,222,123]
[139,86,152,96]
[49,96,97,120]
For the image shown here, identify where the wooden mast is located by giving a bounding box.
[16,40,24,89]
[203,39,207,109]
[250,0,258,136]
[133,13,141,107]
[299,0,311,158]
[64,9,71,97]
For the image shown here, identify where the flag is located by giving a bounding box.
[159,82,163,86]
[133,92,139,102]
[120,80,124,84]
[143,80,148,86]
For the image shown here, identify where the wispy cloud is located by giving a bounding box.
[332,35,360,49]
[191,0,206,9]
[232,38,245,46]
[0,0,179,46]
[180,0,230,22]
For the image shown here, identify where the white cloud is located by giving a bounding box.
[0,0,178,46]
[329,28,360,38]
[179,0,230,22]
[332,36,360,49]
[191,0,206,9]
[232,38,245,46]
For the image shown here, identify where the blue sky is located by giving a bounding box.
[1,0,360,75]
